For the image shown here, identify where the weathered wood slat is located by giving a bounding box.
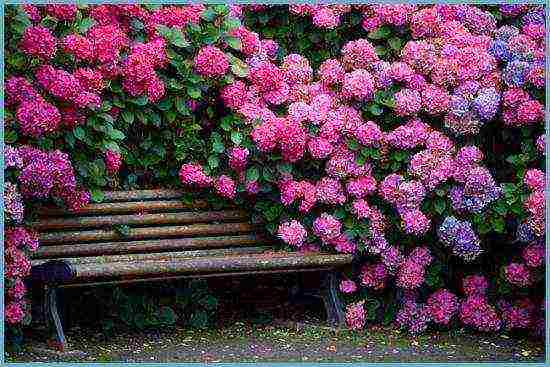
[102,189,186,202]
[71,253,353,280]
[39,223,260,245]
[32,210,248,231]
[32,235,268,258]
[36,200,211,216]
[32,246,271,266]
[58,268,337,288]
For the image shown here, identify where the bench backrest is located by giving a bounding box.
[31,189,270,263]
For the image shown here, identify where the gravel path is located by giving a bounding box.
[8,321,545,363]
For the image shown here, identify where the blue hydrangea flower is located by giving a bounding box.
[473,88,501,121]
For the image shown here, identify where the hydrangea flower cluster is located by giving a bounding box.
[438,216,482,261]
[5,4,545,336]
[459,275,502,332]
[5,227,40,324]
[13,145,90,211]
[4,182,25,224]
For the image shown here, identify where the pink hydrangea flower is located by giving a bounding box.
[360,263,388,290]
[179,163,213,188]
[522,244,544,268]
[313,213,341,242]
[523,169,545,192]
[341,69,376,101]
[346,176,377,198]
[427,289,459,325]
[345,301,366,330]
[278,220,308,248]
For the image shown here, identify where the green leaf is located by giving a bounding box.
[74,126,86,141]
[225,36,242,51]
[491,216,505,233]
[207,155,219,169]
[121,110,134,124]
[368,26,391,40]
[223,17,241,31]
[230,131,243,145]
[187,86,201,100]
[159,306,177,325]
[246,167,260,182]
[130,95,148,106]
[229,57,249,78]
[189,310,209,329]
[201,7,217,21]
[5,129,18,144]
[369,104,383,116]
[98,113,114,124]
[91,189,104,203]
[212,141,225,154]
[388,37,402,51]
[78,17,95,34]
[199,295,218,311]
[434,198,446,215]
[170,29,190,48]
[109,129,125,141]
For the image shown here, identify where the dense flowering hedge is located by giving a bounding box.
[4,4,546,338]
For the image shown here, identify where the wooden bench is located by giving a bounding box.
[30,189,352,350]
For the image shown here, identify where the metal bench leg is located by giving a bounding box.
[320,271,345,326]
[45,285,67,351]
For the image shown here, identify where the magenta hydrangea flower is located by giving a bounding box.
[523,169,545,192]
[427,289,459,325]
[459,295,501,332]
[522,243,544,268]
[228,147,249,172]
[339,279,357,294]
[19,25,57,60]
[462,274,489,297]
[179,163,213,188]
[16,98,61,138]
[504,263,533,287]
[194,45,229,77]
[105,150,122,175]
[214,175,236,199]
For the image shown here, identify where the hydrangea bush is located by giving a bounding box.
[4,4,545,339]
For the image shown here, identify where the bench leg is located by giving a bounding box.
[320,271,345,327]
[45,285,67,351]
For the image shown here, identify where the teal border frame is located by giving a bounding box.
[0,1,548,365]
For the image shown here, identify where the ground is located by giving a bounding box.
[7,321,546,363]
[6,274,546,363]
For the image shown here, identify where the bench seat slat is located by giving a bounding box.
[32,210,248,231]
[32,246,271,266]
[69,253,353,281]
[32,235,267,259]
[39,223,260,245]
